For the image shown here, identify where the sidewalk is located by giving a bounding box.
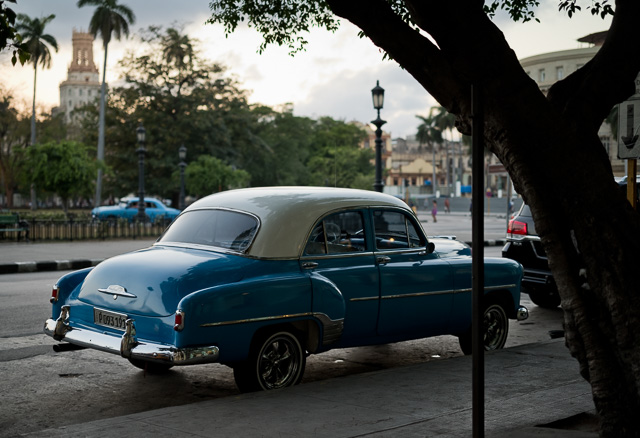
[23,339,597,437]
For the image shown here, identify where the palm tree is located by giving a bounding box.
[16,13,58,210]
[416,111,443,194]
[15,14,58,147]
[77,0,135,207]
[162,27,195,118]
[432,107,458,191]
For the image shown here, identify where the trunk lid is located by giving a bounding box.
[77,245,253,317]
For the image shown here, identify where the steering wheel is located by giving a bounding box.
[325,223,341,243]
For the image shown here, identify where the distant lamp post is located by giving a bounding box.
[178,144,187,210]
[371,80,386,193]
[136,123,146,222]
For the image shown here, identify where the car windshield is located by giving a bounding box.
[158,209,259,252]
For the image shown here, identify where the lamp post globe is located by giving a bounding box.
[136,123,146,222]
[179,144,187,210]
[371,80,386,193]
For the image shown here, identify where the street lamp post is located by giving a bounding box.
[371,80,386,193]
[179,144,187,210]
[136,123,146,222]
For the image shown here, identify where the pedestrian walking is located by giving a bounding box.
[444,198,450,214]
[431,200,438,223]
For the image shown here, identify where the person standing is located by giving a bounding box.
[431,200,438,223]
[444,198,450,214]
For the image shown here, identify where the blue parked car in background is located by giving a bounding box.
[46,187,527,392]
[91,197,180,224]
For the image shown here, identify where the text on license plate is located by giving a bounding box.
[94,308,128,330]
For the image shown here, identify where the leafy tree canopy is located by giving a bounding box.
[0,0,29,65]
[23,140,100,211]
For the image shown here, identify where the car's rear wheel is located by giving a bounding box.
[127,358,173,374]
[526,286,561,308]
[233,330,306,392]
[458,302,509,355]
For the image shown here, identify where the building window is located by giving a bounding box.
[79,89,83,96]
[88,90,92,97]
[538,69,546,82]
[556,66,564,80]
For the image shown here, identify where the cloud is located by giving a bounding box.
[3,0,612,140]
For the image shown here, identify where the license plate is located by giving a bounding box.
[94,308,128,331]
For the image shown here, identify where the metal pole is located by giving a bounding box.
[372,111,386,193]
[628,159,637,209]
[179,161,186,210]
[471,83,485,438]
[137,146,146,222]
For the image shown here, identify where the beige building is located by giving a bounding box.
[57,30,101,123]
[519,31,624,176]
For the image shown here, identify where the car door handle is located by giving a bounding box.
[376,256,391,265]
[301,261,318,269]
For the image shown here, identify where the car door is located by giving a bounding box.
[373,209,454,337]
[301,209,379,343]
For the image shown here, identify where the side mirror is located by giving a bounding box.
[427,242,436,253]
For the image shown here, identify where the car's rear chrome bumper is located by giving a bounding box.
[44,306,219,366]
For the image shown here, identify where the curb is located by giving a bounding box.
[0,259,102,275]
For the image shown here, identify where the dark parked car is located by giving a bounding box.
[502,204,560,308]
[47,187,528,392]
[504,179,638,308]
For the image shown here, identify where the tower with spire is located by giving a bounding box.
[58,30,102,123]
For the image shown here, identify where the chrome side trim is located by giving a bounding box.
[200,312,313,327]
[352,284,518,301]
[350,296,379,302]
[382,290,453,299]
[200,312,344,346]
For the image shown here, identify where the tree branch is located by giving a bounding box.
[548,0,640,133]
[325,0,468,113]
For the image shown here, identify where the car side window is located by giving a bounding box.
[304,211,366,255]
[373,210,425,250]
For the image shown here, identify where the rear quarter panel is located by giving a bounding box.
[176,260,313,363]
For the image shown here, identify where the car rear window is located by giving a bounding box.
[158,209,259,252]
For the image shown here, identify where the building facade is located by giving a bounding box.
[519,31,624,176]
[57,30,101,123]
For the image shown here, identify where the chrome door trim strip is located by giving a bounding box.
[200,312,313,327]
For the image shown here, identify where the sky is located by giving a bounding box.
[2,0,612,139]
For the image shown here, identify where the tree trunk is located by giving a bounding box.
[327,0,640,436]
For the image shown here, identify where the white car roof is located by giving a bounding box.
[181,186,412,259]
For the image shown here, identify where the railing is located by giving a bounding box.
[0,217,170,242]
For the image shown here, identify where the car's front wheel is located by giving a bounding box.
[233,330,306,392]
[458,302,509,355]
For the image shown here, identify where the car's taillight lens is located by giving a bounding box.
[50,285,59,303]
[507,220,528,236]
[174,310,185,331]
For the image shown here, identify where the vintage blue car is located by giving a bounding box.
[45,187,527,392]
[91,197,180,223]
